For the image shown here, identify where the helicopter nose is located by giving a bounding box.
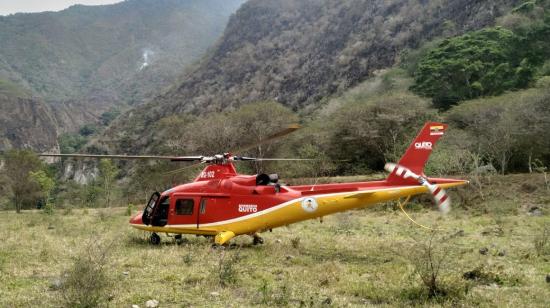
[129,211,144,225]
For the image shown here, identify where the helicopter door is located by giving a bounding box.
[196,197,230,228]
[169,196,200,228]
[142,192,160,225]
[197,197,209,228]
[151,196,170,226]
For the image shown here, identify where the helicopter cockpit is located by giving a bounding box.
[142,192,169,226]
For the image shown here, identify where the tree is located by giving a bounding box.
[79,124,98,137]
[2,150,43,213]
[229,101,298,173]
[99,159,118,207]
[445,84,550,173]
[29,170,55,209]
[411,27,543,108]
[326,93,436,173]
[169,101,298,174]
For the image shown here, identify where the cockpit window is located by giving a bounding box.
[176,199,194,215]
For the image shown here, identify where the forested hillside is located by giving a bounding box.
[102,0,523,155]
[0,0,244,151]
[0,0,243,106]
[88,0,550,192]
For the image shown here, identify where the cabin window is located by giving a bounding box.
[175,199,194,215]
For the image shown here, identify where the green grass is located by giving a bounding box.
[1,174,549,307]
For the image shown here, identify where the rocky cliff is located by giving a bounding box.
[0,80,58,152]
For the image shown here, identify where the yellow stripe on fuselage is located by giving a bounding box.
[130,182,466,240]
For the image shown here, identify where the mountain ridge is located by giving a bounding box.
[0,0,245,152]
[101,0,523,155]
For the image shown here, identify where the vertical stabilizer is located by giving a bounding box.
[386,122,447,184]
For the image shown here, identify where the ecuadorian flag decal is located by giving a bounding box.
[430,125,445,136]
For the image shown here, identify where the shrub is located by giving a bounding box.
[404,232,467,300]
[61,239,112,307]
[217,250,240,287]
[534,225,550,256]
[43,202,55,215]
[325,92,435,173]
[126,203,135,216]
[255,279,290,306]
[291,237,301,249]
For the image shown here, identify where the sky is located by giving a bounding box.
[0,0,122,15]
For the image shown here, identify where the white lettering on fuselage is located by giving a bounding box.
[414,142,432,150]
[238,204,258,213]
[200,171,215,179]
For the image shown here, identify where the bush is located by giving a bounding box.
[217,250,240,287]
[79,124,99,137]
[126,203,135,216]
[43,202,55,215]
[255,279,290,306]
[412,28,523,107]
[445,86,550,173]
[534,225,550,256]
[404,233,467,300]
[325,92,436,173]
[59,133,87,154]
[61,239,112,307]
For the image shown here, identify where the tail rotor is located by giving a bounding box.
[385,163,451,214]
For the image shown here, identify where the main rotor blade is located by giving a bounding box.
[232,124,300,154]
[233,157,319,161]
[163,162,203,176]
[39,153,204,161]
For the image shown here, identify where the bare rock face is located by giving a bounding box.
[62,161,99,185]
[0,94,59,153]
[48,99,111,134]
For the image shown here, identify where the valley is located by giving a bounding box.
[0,174,548,307]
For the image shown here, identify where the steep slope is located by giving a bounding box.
[0,79,58,152]
[0,0,244,132]
[103,0,522,154]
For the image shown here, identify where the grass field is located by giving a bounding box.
[1,174,549,307]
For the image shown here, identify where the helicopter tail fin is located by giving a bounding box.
[386,122,447,185]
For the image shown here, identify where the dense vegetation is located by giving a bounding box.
[412,2,550,108]
[103,0,522,151]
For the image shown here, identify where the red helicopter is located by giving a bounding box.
[41,122,467,246]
